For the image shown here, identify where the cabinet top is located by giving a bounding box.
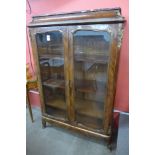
[28,7,125,28]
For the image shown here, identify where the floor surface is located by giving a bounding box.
[26,107,116,155]
[115,114,129,155]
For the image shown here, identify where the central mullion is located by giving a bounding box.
[63,27,71,121]
[68,27,76,122]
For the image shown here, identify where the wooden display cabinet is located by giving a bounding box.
[28,8,125,146]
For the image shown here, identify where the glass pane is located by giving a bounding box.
[73,30,111,131]
[36,31,66,120]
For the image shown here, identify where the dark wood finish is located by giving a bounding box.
[63,28,73,122]
[29,30,46,114]
[68,27,76,122]
[42,115,110,139]
[28,8,125,148]
[103,40,120,134]
[28,8,125,27]
[32,7,121,18]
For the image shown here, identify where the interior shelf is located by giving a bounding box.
[75,54,109,64]
[46,97,103,119]
[43,78,105,93]
[43,79,105,94]
[75,79,97,93]
[76,115,103,131]
[75,98,103,119]
[46,103,67,121]
[38,44,63,48]
[39,54,64,59]
[43,79,65,89]
[75,79,106,94]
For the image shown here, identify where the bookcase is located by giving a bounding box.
[28,8,125,146]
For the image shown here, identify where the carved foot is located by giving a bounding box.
[42,119,46,129]
[107,143,112,151]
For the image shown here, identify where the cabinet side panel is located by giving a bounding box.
[29,28,46,113]
[103,23,124,134]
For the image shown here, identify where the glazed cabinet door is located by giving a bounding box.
[68,24,123,134]
[30,26,70,121]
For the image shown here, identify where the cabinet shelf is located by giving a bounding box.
[75,79,97,93]
[39,54,64,59]
[75,98,103,119]
[43,79,105,94]
[75,79,106,94]
[43,79,65,89]
[38,44,63,48]
[46,97,103,119]
[75,54,109,64]
[76,115,103,131]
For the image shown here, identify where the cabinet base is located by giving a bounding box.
[42,115,110,140]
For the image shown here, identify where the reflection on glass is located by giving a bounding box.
[36,31,66,120]
[73,30,111,131]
